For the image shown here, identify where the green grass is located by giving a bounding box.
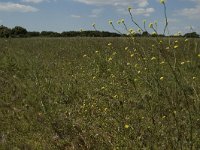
[0,37,200,149]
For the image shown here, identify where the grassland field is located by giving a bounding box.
[0,37,200,149]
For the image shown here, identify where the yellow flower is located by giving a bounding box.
[138,29,142,33]
[101,87,105,90]
[125,47,129,50]
[160,61,165,64]
[192,77,196,80]
[149,23,153,28]
[127,63,131,66]
[124,124,130,129]
[166,47,170,50]
[95,51,99,53]
[175,40,178,43]
[83,54,87,58]
[185,39,188,42]
[152,32,157,35]
[134,64,138,68]
[121,19,125,23]
[160,77,164,81]
[113,95,118,99]
[128,6,132,12]
[198,54,200,58]
[117,20,121,24]
[160,0,165,4]
[108,57,113,62]
[108,20,113,25]
[151,57,156,60]
[111,74,115,78]
[130,54,134,57]
[181,62,185,65]
[108,43,112,46]
[129,28,135,34]
[174,45,179,49]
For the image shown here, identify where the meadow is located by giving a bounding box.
[0,37,200,149]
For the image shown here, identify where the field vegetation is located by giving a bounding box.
[0,0,200,149]
[0,37,200,149]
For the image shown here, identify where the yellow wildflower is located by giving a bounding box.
[130,54,134,57]
[181,62,185,65]
[108,20,113,25]
[160,0,165,4]
[174,45,179,49]
[128,6,132,12]
[160,61,165,64]
[124,124,130,129]
[108,57,113,62]
[149,23,153,28]
[160,77,164,81]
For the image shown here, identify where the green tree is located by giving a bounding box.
[0,25,11,38]
[11,26,27,37]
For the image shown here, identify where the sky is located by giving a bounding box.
[0,0,200,34]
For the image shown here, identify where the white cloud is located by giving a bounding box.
[177,0,200,19]
[21,0,48,3]
[116,7,154,16]
[89,8,103,18]
[168,18,180,23]
[74,0,154,16]
[74,0,149,8]
[0,2,38,12]
[177,5,200,19]
[70,14,81,18]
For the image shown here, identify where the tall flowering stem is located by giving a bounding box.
[92,23,97,31]
[162,2,168,35]
[109,21,123,35]
[128,8,144,32]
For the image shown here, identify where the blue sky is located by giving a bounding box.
[0,0,200,34]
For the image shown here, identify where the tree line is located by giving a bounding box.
[0,25,199,38]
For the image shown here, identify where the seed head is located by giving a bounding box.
[128,6,132,12]
[149,23,153,28]
[160,0,165,4]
